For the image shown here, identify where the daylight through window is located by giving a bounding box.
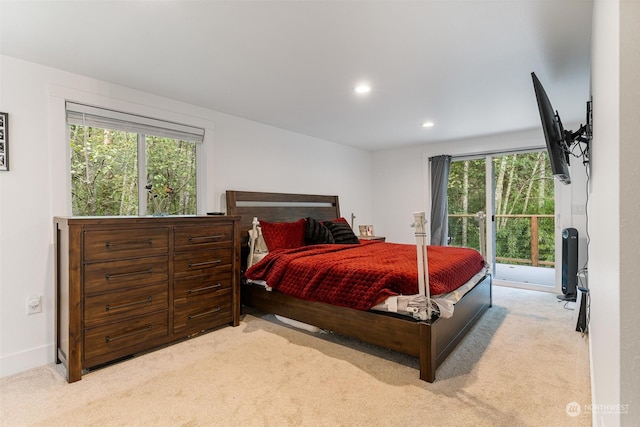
[66,102,203,216]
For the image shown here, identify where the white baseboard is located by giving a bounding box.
[0,343,55,378]
[493,279,557,293]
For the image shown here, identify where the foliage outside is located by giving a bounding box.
[70,126,197,216]
[448,152,555,267]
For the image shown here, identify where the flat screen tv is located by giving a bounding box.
[531,72,572,184]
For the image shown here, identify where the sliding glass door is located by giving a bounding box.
[447,150,556,289]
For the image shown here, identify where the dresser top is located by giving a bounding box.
[54,215,240,225]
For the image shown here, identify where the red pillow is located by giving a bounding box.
[259,218,307,251]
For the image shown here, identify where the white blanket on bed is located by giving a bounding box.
[371,267,489,319]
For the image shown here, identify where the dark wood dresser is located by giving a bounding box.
[54,215,240,382]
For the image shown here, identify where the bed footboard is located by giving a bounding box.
[242,274,491,382]
[429,274,492,377]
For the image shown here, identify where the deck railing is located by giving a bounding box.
[448,213,555,267]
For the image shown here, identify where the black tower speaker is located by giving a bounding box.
[559,227,578,301]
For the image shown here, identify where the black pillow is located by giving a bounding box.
[305,217,335,245]
[323,220,360,244]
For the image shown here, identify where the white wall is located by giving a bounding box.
[590,0,640,425]
[618,1,640,422]
[0,55,373,377]
[590,0,621,425]
[212,113,373,218]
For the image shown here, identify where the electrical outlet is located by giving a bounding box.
[27,296,42,315]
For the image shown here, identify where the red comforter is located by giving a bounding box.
[245,241,486,311]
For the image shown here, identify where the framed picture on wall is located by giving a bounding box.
[0,112,8,171]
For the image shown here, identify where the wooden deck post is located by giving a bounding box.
[531,215,539,267]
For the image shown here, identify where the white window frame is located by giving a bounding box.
[66,102,205,216]
[49,86,215,219]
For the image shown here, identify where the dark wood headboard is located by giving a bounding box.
[225,190,341,250]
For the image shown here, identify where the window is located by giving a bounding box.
[66,102,203,216]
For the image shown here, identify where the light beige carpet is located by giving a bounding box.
[0,286,591,426]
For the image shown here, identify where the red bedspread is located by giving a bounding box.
[245,241,486,311]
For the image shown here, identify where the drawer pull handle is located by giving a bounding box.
[105,296,153,312]
[105,239,153,248]
[188,283,223,293]
[105,325,153,343]
[188,259,222,268]
[105,268,152,280]
[188,235,223,242]
[188,306,221,320]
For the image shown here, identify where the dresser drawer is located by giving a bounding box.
[173,265,232,300]
[84,283,169,327]
[173,290,232,335]
[84,255,168,294]
[174,249,233,276]
[174,223,233,252]
[84,228,169,261]
[84,311,169,364]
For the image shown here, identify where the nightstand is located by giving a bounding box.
[359,236,385,242]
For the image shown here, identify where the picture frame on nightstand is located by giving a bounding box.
[358,224,385,242]
[358,224,374,237]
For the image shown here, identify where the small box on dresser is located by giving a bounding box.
[54,215,240,383]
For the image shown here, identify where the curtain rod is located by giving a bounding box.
[444,145,545,162]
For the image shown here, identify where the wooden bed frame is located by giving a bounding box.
[226,190,492,382]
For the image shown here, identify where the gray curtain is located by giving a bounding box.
[430,155,452,246]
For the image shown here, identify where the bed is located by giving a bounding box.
[226,190,492,382]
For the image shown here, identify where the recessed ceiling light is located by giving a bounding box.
[421,121,435,128]
[354,83,371,94]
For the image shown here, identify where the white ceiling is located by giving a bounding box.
[0,0,592,151]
